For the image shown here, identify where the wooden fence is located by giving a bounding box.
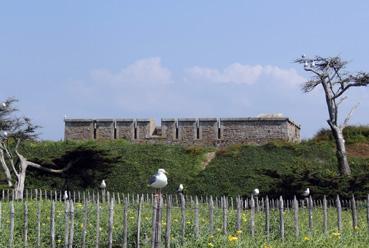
[0,189,368,247]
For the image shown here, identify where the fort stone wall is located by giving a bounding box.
[95,119,115,140]
[64,119,94,141]
[64,117,301,146]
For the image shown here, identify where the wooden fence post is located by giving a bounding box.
[308,196,313,236]
[279,196,284,241]
[151,197,158,248]
[69,201,75,248]
[36,201,41,247]
[123,197,129,248]
[96,194,100,248]
[209,196,214,235]
[165,195,172,248]
[367,194,369,233]
[108,198,114,248]
[50,201,56,248]
[24,201,28,247]
[351,194,358,230]
[336,195,342,233]
[136,196,143,248]
[64,200,70,248]
[265,196,270,242]
[323,195,328,235]
[82,199,88,248]
[236,196,241,231]
[222,196,228,235]
[9,201,14,248]
[293,195,299,238]
[180,193,186,245]
[250,196,255,237]
[194,196,200,239]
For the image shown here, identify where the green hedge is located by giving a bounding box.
[1,126,369,198]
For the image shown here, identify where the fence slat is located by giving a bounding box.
[9,201,14,248]
[250,196,255,237]
[108,198,114,248]
[193,196,199,238]
[82,198,88,248]
[136,196,142,248]
[24,201,28,247]
[308,196,313,236]
[165,195,172,248]
[222,196,228,235]
[64,200,70,248]
[180,193,186,244]
[351,194,358,230]
[123,196,129,248]
[265,196,270,242]
[50,201,56,248]
[209,196,214,234]
[96,194,100,248]
[279,196,284,241]
[336,195,342,233]
[69,201,75,248]
[293,195,299,238]
[323,195,328,235]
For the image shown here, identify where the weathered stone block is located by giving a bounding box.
[64,119,94,141]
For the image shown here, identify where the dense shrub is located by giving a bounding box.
[0,126,368,197]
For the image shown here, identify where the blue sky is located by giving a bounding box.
[1,1,368,140]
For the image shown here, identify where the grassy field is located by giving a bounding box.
[1,197,369,247]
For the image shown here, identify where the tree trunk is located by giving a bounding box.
[14,160,28,200]
[329,123,351,176]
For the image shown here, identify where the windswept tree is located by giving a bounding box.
[296,56,369,176]
[0,97,77,199]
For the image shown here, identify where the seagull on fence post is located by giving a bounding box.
[63,191,68,201]
[303,188,310,197]
[148,169,168,191]
[177,184,184,194]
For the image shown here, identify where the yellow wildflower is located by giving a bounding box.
[228,235,238,242]
[236,230,242,235]
[57,239,62,243]
[263,244,272,248]
[186,221,191,224]
[332,231,341,239]
[208,242,214,247]
[303,236,310,241]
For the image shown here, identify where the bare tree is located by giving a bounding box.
[0,97,77,199]
[296,56,369,176]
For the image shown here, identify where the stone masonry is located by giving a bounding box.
[64,117,301,146]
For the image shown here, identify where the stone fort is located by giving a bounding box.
[64,116,301,146]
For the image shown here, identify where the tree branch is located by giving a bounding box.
[0,148,13,187]
[341,103,360,130]
[27,160,76,174]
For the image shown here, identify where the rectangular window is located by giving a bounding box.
[134,127,138,139]
[175,126,179,139]
[217,127,221,140]
[196,126,200,139]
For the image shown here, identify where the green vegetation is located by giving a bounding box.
[0,126,368,197]
[0,199,369,247]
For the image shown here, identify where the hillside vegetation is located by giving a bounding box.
[1,126,368,198]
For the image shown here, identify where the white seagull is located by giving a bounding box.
[303,188,310,197]
[177,184,184,194]
[253,188,260,196]
[100,179,106,189]
[63,191,68,200]
[2,102,6,108]
[148,168,168,189]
